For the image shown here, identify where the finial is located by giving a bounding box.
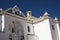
[27,11,32,17]
[54,17,59,23]
[13,5,19,12]
[12,5,20,15]
[54,17,58,21]
[0,8,2,12]
[19,11,22,13]
[19,11,25,17]
[43,11,49,16]
[39,16,42,18]
[14,5,17,7]
[14,5,18,9]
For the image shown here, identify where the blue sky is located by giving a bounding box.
[0,0,60,20]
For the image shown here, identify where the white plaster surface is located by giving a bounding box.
[33,19,52,40]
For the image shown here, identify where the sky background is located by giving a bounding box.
[0,0,60,20]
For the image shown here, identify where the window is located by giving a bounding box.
[9,38,12,40]
[27,26,30,32]
[20,36,24,40]
[12,21,14,24]
[9,34,12,37]
[12,28,15,33]
[52,25,54,30]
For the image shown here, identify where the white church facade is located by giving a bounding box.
[0,5,60,40]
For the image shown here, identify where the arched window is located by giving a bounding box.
[27,26,30,32]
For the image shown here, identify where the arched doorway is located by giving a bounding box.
[9,21,24,40]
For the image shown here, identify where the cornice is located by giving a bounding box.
[26,16,50,24]
[0,11,27,20]
[53,20,59,23]
[0,11,59,24]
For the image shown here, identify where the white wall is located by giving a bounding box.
[0,15,2,31]
[49,18,60,40]
[0,13,59,40]
[59,31,60,40]
[27,35,39,40]
[27,23,34,34]
[0,15,8,40]
[2,14,28,40]
[55,23,60,40]
[2,14,5,32]
[33,19,52,40]
[54,23,60,40]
